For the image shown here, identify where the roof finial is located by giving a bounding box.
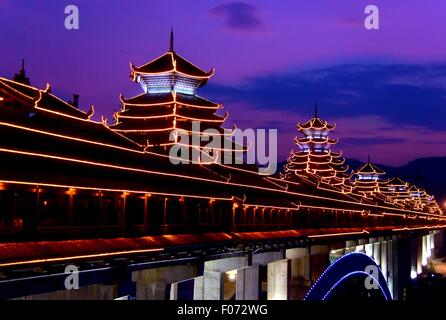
[368,155,371,163]
[21,59,25,73]
[170,27,174,52]
[314,103,318,118]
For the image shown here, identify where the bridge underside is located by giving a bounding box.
[2,229,443,301]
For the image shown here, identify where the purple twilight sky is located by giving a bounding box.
[1,0,446,166]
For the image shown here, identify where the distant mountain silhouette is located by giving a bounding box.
[278,157,446,202]
[394,157,446,202]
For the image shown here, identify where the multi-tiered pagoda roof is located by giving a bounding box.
[130,51,214,93]
[381,177,412,208]
[352,160,387,197]
[111,32,242,159]
[282,108,353,193]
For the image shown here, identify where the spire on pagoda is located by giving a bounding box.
[282,109,352,192]
[170,27,174,52]
[13,59,30,86]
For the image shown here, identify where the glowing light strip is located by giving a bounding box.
[118,113,175,119]
[115,126,236,137]
[308,230,369,238]
[42,90,88,114]
[263,177,289,190]
[392,225,446,232]
[322,271,390,301]
[368,213,385,217]
[0,179,233,202]
[0,77,36,100]
[292,149,342,156]
[300,204,364,213]
[132,66,213,81]
[117,112,226,123]
[296,137,338,144]
[354,163,386,175]
[305,252,392,301]
[34,106,97,123]
[242,203,295,211]
[131,52,214,80]
[113,126,176,133]
[0,248,164,268]
[298,119,336,131]
[0,121,144,154]
[122,99,221,110]
[382,212,405,217]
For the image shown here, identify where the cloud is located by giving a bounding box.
[341,137,407,146]
[209,2,265,32]
[203,63,446,130]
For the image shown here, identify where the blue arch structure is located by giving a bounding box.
[304,252,392,301]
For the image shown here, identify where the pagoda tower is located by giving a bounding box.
[381,177,411,205]
[352,159,387,196]
[282,107,352,193]
[111,31,240,160]
[407,185,441,213]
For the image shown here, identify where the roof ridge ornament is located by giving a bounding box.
[86,105,95,120]
[44,82,51,93]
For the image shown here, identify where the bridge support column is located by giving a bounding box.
[422,235,431,270]
[201,256,248,300]
[364,243,373,257]
[286,248,310,285]
[372,241,381,266]
[380,241,388,282]
[286,248,311,299]
[132,265,198,300]
[429,233,435,258]
[386,240,394,297]
[250,251,284,300]
[434,230,445,257]
[345,240,357,253]
[416,236,423,274]
[203,271,224,300]
[267,259,290,300]
[193,276,204,300]
[170,277,200,300]
[356,239,367,254]
[310,245,329,284]
[393,237,412,300]
[236,265,260,300]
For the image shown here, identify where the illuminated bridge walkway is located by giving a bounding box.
[0,229,443,300]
